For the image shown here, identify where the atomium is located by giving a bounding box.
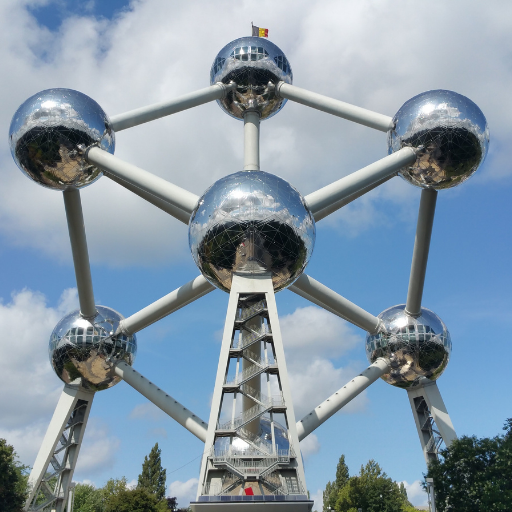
[388,89,489,189]
[189,170,315,292]
[9,88,115,190]
[366,304,451,388]
[49,306,136,391]
[210,36,293,120]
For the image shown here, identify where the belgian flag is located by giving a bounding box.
[252,24,268,38]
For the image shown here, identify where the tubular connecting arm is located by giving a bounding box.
[296,358,390,440]
[63,188,97,319]
[86,146,199,222]
[244,111,260,171]
[110,82,237,132]
[405,189,438,317]
[119,275,215,335]
[114,361,207,442]
[290,273,380,333]
[276,82,394,132]
[305,147,417,220]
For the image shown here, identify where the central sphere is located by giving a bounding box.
[189,171,315,292]
[366,305,451,388]
[210,37,293,120]
[49,306,136,391]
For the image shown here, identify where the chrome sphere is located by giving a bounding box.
[210,37,293,120]
[388,90,489,189]
[189,171,315,292]
[49,306,136,391]
[366,305,451,388]
[9,88,115,190]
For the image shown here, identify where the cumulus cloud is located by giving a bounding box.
[1,0,508,267]
[280,306,367,419]
[300,432,320,460]
[129,401,168,421]
[310,488,324,512]
[169,478,199,508]
[402,479,429,507]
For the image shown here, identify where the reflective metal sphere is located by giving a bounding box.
[388,90,489,189]
[366,305,451,388]
[189,170,315,292]
[49,306,136,391]
[210,37,293,120]
[9,88,115,190]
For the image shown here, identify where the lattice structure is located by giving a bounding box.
[8,34,489,512]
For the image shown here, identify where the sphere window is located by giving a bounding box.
[274,55,290,74]
[230,46,268,61]
[211,57,226,81]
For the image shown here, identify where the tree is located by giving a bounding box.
[0,438,29,512]
[138,443,167,501]
[73,477,128,512]
[105,487,160,512]
[323,454,350,510]
[425,418,512,511]
[335,460,409,512]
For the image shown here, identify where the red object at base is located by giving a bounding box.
[244,487,254,496]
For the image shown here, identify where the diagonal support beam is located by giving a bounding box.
[290,273,380,333]
[85,146,199,222]
[114,361,207,442]
[405,189,438,317]
[305,147,417,220]
[63,188,96,319]
[296,358,390,440]
[110,82,237,132]
[276,82,394,132]
[107,173,191,224]
[119,275,215,335]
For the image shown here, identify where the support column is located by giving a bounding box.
[243,111,260,171]
[25,385,94,512]
[192,273,313,511]
[407,379,456,464]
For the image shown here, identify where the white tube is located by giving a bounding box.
[296,358,390,440]
[243,111,260,171]
[110,83,236,132]
[290,273,380,333]
[276,82,394,132]
[406,189,438,317]
[106,173,191,224]
[305,147,417,218]
[119,275,215,335]
[114,361,207,442]
[63,188,96,319]
[86,147,199,216]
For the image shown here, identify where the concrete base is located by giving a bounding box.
[190,499,314,512]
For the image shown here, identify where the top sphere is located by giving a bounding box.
[366,304,451,388]
[49,306,136,391]
[388,90,489,189]
[9,88,115,190]
[189,170,315,292]
[210,37,293,120]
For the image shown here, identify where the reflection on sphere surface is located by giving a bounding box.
[9,88,115,190]
[189,171,315,292]
[49,306,136,391]
[210,37,293,120]
[388,89,489,189]
[366,305,451,388]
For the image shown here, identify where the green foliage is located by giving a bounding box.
[323,455,350,510]
[73,483,104,512]
[335,460,409,512]
[105,487,160,512]
[138,443,167,501]
[0,438,29,512]
[425,418,512,511]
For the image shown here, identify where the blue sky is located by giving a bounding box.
[1,0,511,509]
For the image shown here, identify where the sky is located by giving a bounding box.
[1,0,511,509]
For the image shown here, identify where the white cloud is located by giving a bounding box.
[1,0,509,267]
[280,306,368,419]
[300,433,320,460]
[402,479,428,507]
[169,477,199,508]
[310,488,324,512]
[126,479,138,490]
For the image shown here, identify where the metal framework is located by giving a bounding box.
[23,57,460,512]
